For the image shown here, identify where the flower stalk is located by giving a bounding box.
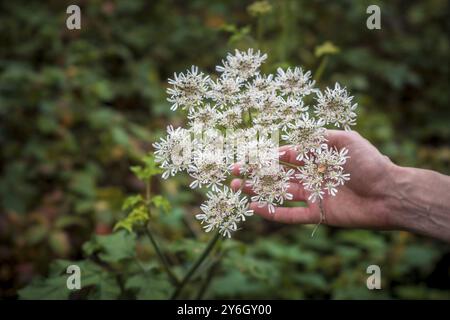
[311,197,326,237]
[171,231,221,299]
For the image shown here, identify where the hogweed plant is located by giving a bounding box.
[124,48,360,299]
[154,49,357,239]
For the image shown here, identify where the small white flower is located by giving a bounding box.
[208,75,242,108]
[237,90,260,111]
[246,74,276,98]
[188,104,219,132]
[216,49,267,81]
[281,113,326,160]
[249,165,295,213]
[153,126,192,179]
[276,96,309,130]
[275,67,315,97]
[188,150,231,192]
[253,91,281,112]
[296,145,350,202]
[236,131,279,176]
[195,187,253,238]
[314,83,357,131]
[167,66,209,111]
[219,106,243,128]
[252,112,280,134]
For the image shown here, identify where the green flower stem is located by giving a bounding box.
[279,160,298,169]
[171,231,221,300]
[311,197,326,237]
[195,254,222,300]
[314,56,329,82]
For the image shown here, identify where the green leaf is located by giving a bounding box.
[151,195,171,214]
[18,275,69,300]
[211,272,263,297]
[82,231,136,263]
[294,273,328,291]
[122,194,144,210]
[87,274,121,300]
[130,153,163,180]
[114,205,149,233]
[18,260,114,300]
[125,272,171,299]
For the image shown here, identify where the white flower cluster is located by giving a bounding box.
[154,49,358,237]
[196,187,253,238]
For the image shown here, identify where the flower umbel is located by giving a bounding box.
[156,49,359,237]
[314,83,357,131]
[296,145,350,202]
[167,66,209,111]
[196,187,253,238]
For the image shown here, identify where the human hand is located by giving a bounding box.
[231,130,401,230]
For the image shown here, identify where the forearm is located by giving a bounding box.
[389,165,450,242]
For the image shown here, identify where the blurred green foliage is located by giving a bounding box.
[1,0,449,299]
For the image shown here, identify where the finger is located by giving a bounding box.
[231,162,243,176]
[230,178,255,195]
[231,178,307,201]
[250,202,318,224]
[278,145,304,166]
[326,129,359,149]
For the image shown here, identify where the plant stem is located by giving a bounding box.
[314,56,329,82]
[144,225,179,285]
[146,178,151,201]
[279,160,298,169]
[311,197,326,237]
[195,255,222,300]
[171,231,221,299]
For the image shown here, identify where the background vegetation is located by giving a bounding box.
[0,0,448,299]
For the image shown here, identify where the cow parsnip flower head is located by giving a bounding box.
[155,49,359,237]
[296,145,350,202]
[167,66,209,112]
[282,113,327,161]
[196,187,253,238]
[153,126,192,179]
[314,83,357,131]
[216,48,268,80]
[248,165,295,214]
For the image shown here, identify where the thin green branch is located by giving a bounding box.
[195,254,222,300]
[171,231,221,300]
[311,197,326,237]
[279,160,298,169]
[314,56,329,82]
